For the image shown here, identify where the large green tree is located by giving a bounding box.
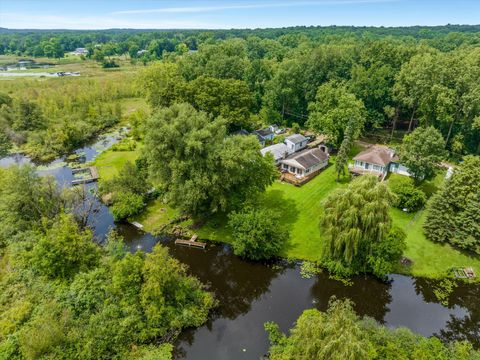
[307,81,365,147]
[424,155,480,254]
[143,103,276,214]
[321,175,403,277]
[228,208,288,260]
[399,126,445,181]
[179,76,254,131]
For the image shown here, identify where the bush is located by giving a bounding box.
[111,192,144,221]
[388,175,426,211]
[102,60,119,68]
[228,208,288,261]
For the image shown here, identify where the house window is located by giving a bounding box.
[290,166,296,172]
[283,164,288,170]
[297,168,302,175]
[306,168,310,174]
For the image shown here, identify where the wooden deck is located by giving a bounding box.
[175,234,207,249]
[71,166,99,185]
[280,168,324,186]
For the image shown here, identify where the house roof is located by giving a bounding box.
[353,145,398,166]
[282,147,328,170]
[261,143,288,161]
[255,128,274,138]
[233,129,250,136]
[285,134,307,144]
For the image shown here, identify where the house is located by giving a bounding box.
[233,129,250,136]
[73,48,88,56]
[280,147,329,179]
[254,128,275,147]
[349,145,410,179]
[260,143,289,164]
[137,49,148,56]
[285,134,308,154]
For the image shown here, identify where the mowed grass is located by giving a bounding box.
[197,163,347,261]
[391,209,480,278]
[133,198,181,233]
[93,145,141,181]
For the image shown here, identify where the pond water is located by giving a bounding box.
[1,134,479,359]
[0,59,54,71]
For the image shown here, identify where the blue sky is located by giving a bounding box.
[1,0,479,29]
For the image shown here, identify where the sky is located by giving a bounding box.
[1,0,479,30]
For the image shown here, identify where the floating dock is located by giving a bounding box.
[175,234,206,249]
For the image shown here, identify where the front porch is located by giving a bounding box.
[348,164,385,180]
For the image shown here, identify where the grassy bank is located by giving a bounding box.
[94,146,479,280]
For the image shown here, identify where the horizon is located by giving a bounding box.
[1,0,479,30]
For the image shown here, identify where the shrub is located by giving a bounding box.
[111,192,144,221]
[228,208,288,261]
[388,175,426,211]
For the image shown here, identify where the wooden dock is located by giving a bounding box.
[71,166,99,185]
[175,234,206,249]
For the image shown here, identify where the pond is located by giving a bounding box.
[1,134,479,359]
[0,59,55,71]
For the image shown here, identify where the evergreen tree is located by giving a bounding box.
[424,155,480,253]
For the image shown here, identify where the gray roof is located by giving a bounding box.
[353,145,398,166]
[285,134,307,144]
[282,148,328,169]
[260,143,288,161]
[255,128,274,138]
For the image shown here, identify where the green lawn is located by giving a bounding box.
[391,209,480,278]
[93,145,141,181]
[197,164,347,261]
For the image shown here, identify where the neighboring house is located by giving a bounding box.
[260,143,289,164]
[349,145,410,179]
[280,147,329,179]
[255,128,275,147]
[73,48,88,56]
[285,134,308,154]
[137,49,148,56]
[233,129,250,136]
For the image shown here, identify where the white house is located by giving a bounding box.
[280,147,329,179]
[260,143,289,164]
[349,145,411,179]
[285,134,308,154]
[73,48,88,56]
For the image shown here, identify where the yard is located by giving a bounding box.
[93,145,480,280]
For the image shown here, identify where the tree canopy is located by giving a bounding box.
[143,103,276,214]
[321,175,404,277]
[424,155,480,254]
[265,298,479,360]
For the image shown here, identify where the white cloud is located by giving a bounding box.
[0,12,236,30]
[112,0,398,15]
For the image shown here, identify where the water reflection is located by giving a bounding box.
[1,132,479,359]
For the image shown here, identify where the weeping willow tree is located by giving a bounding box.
[321,175,400,276]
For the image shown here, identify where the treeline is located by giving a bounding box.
[2,25,480,57]
[0,72,137,161]
[0,166,214,359]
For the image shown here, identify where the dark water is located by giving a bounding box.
[0,59,54,71]
[1,135,479,359]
